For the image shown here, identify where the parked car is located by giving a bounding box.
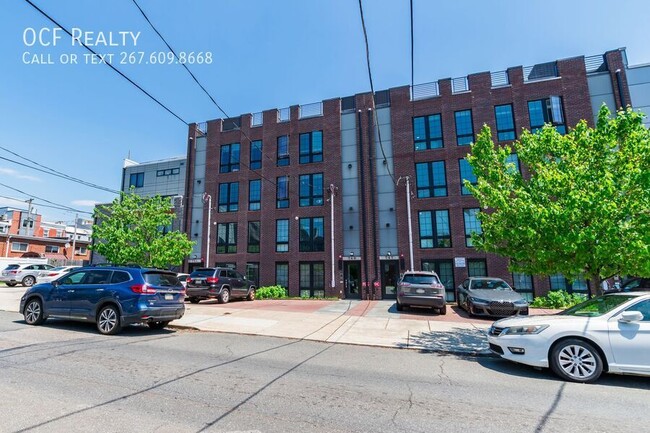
[612,277,650,292]
[396,270,447,314]
[185,267,255,304]
[20,265,186,335]
[177,273,190,289]
[456,277,529,317]
[488,292,650,383]
[37,265,81,284]
[1,263,55,287]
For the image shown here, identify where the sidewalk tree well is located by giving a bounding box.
[90,191,194,268]
[466,106,650,296]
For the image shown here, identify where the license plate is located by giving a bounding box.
[416,289,425,294]
[165,294,173,300]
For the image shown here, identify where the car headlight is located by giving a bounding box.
[469,297,489,305]
[513,299,528,306]
[501,325,548,335]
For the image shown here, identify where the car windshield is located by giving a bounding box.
[473,279,512,290]
[402,274,440,285]
[190,268,215,277]
[561,295,636,317]
[4,265,19,270]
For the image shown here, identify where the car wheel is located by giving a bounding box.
[456,294,461,308]
[218,288,230,304]
[97,305,122,335]
[148,321,170,330]
[396,302,404,311]
[550,339,603,383]
[188,297,200,304]
[246,288,255,301]
[24,298,45,325]
[439,304,447,315]
[6,282,17,287]
[22,276,36,287]
[465,299,474,317]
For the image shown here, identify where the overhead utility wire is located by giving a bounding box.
[357,0,396,184]
[24,0,189,126]
[132,0,291,190]
[0,194,78,213]
[0,146,120,194]
[0,182,92,215]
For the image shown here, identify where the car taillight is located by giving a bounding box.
[400,282,411,287]
[206,277,219,284]
[131,284,157,294]
[46,273,58,277]
[186,277,192,284]
[9,270,17,275]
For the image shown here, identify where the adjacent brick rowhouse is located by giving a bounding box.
[185,49,631,300]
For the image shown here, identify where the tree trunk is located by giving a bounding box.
[591,275,604,297]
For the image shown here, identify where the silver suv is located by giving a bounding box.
[396,270,447,314]
[1,263,55,287]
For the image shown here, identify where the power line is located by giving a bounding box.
[23,0,189,126]
[0,182,92,215]
[0,193,80,214]
[357,0,396,184]
[0,146,120,194]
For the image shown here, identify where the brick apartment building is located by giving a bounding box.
[183,48,650,301]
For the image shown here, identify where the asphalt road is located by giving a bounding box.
[1,310,649,433]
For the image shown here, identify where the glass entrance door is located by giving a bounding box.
[344,261,361,299]
[380,260,399,299]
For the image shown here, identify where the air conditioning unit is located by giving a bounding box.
[171,195,183,208]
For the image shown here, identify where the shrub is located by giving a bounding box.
[530,290,587,309]
[256,285,288,300]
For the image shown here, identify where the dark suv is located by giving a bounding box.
[20,266,186,335]
[396,270,447,314]
[186,268,255,304]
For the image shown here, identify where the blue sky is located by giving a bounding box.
[1,0,649,222]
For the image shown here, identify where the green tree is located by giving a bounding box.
[466,106,650,295]
[90,192,194,268]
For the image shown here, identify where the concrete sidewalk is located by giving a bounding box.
[0,286,560,355]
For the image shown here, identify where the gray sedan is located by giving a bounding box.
[456,277,529,317]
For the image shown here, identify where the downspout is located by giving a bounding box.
[615,69,627,109]
[367,108,380,300]
[357,109,370,299]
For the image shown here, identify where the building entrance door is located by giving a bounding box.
[380,260,399,299]
[344,261,361,299]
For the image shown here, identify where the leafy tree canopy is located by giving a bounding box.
[90,192,194,268]
[466,106,650,294]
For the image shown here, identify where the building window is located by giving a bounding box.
[156,168,180,177]
[276,176,289,208]
[220,143,240,173]
[45,245,59,253]
[277,135,290,166]
[11,242,28,252]
[422,260,455,302]
[413,114,443,150]
[468,259,487,277]
[247,221,260,253]
[550,274,589,294]
[129,172,144,188]
[249,179,261,211]
[299,173,324,207]
[250,140,262,170]
[300,262,325,297]
[463,208,482,247]
[299,217,324,252]
[218,182,239,212]
[276,262,289,290]
[75,247,87,255]
[299,131,323,164]
[216,222,237,253]
[418,210,451,248]
[512,272,534,301]
[459,159,477,195]
[455,110,474,145]
[276,219,289,252]
[494,104,516,141]
[415,161,447,198]
[246,262,259,287]
[528,96,566,134]
[505,153,521,175]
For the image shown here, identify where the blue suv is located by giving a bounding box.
[20,266,186,335]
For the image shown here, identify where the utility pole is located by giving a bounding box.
[71,213,78,264]
[398,177,415,271]
[329,184,337,289]
[24,198,33,236]
[203,193,212,267]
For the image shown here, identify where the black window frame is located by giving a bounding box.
[129,172,144,188]
[528,96,566,134]
[220,143,240,173]
[277,135,290,167]
[249,179,261,211]
[247,221,260,253]
[413,113,443,150]
[216,222,237,254]
[275,262,289,290]
[458,158,477,195]
[276,219,289,252]
[299,131,323,164]
[418,210,451,248]
[299,217,325,252]
[276,176,289,209]
[454,109,474,146]
[463,208,482,247]
[299,261,325,297]
[218,182,239,213]
[250,140,262,170]
[494,104,516,141]
[299,173,324,207]
[415,161,447,198]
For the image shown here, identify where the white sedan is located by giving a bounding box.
[36,265,81,284]
[487,292,650,383]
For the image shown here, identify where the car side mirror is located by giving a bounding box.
[619,311,644,323]
[52,280,59,288]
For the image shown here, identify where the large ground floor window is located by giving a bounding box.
[299,262,324,298]
[422,259,455,301]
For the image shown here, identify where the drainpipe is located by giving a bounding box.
[367,108,380,300]
[615,69,627,109]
